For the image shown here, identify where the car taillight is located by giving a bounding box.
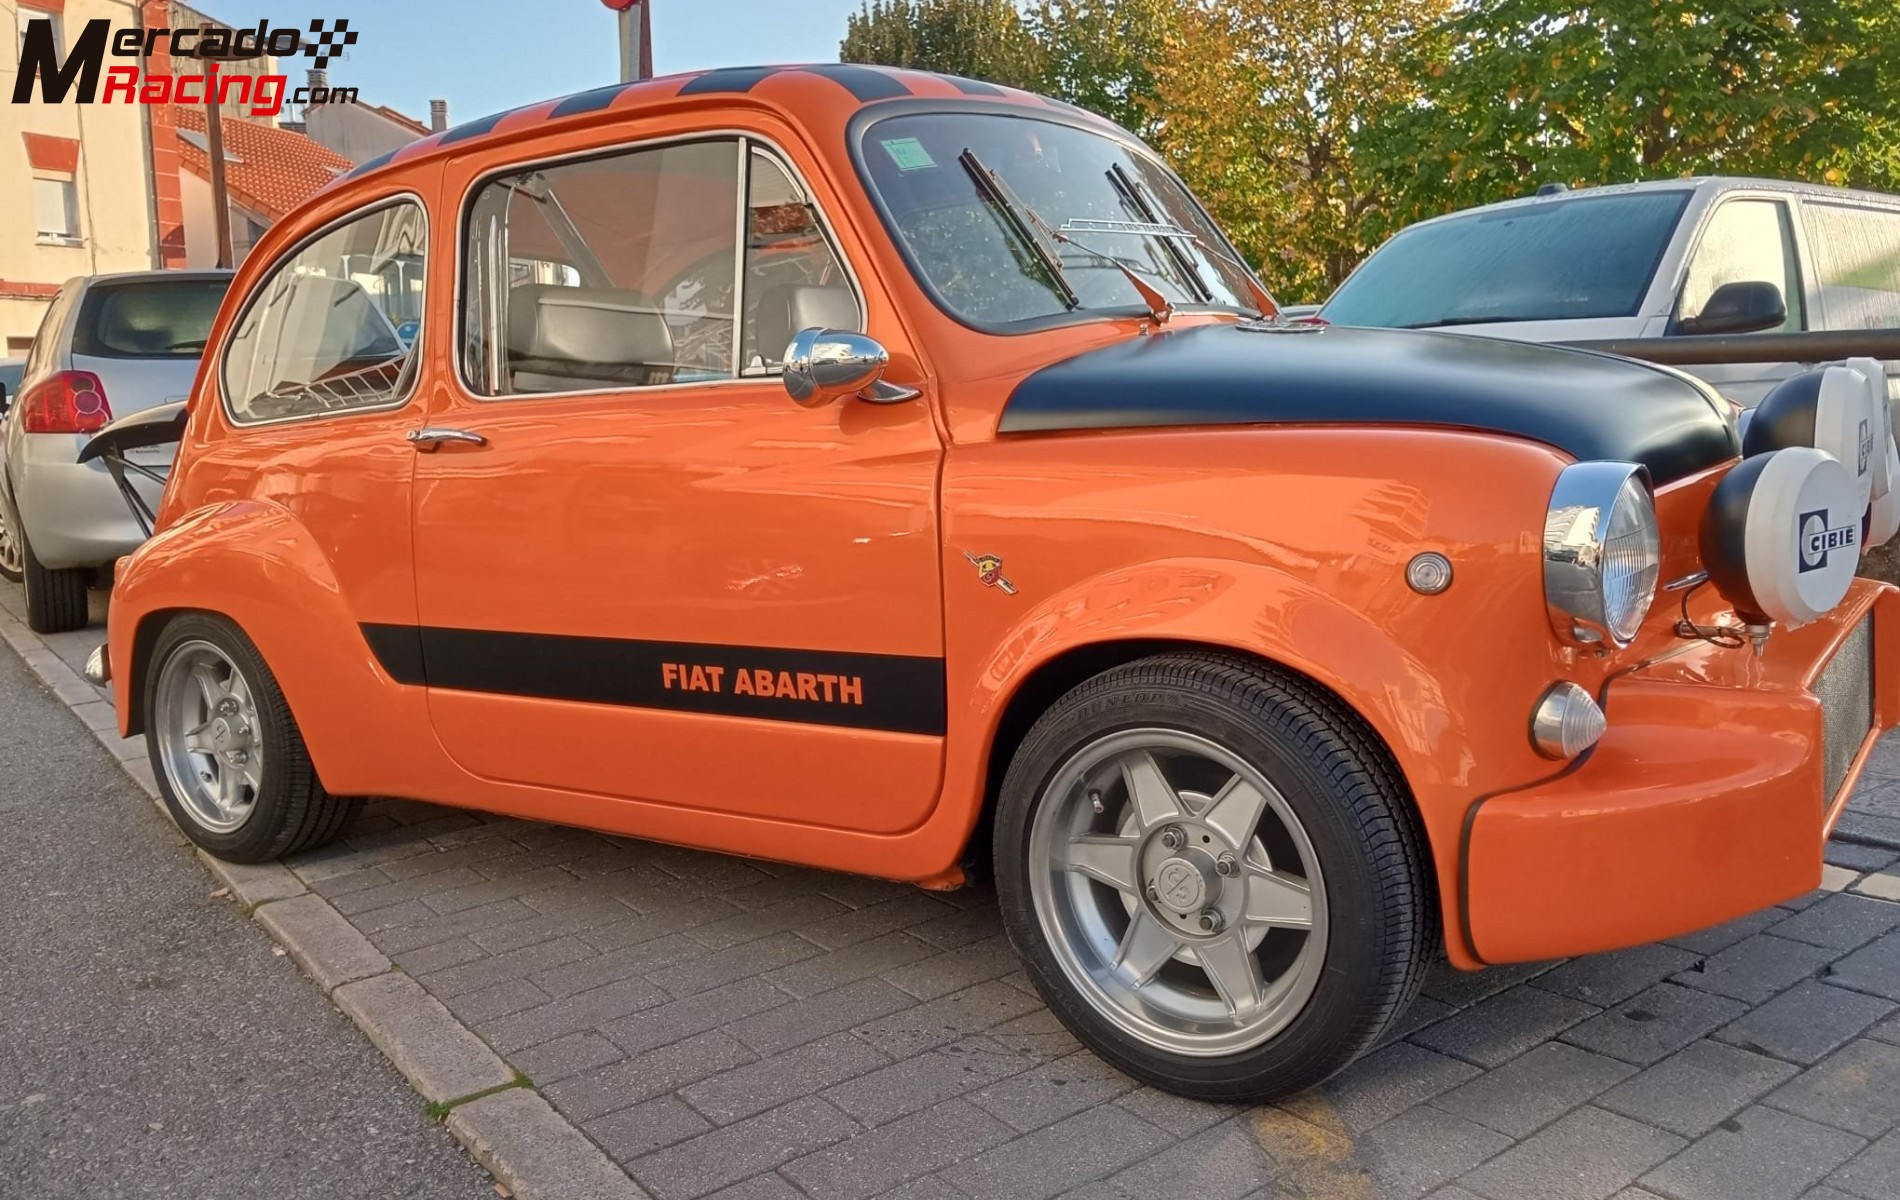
[19,370,112,434]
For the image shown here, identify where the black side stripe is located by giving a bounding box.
[679,66,786,95]
[549,83,632,119]
[803,64,915,101]
[340,146,399,181]
[360,624,947,736]
[436,109,511,146]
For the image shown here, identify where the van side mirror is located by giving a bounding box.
[1678,281,1787,337]
[782,329,919,408]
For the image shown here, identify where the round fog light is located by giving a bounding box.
[1531,682,1605,760]
[1406,552,1453,595]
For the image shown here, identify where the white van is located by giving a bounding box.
[1319,177,1900,405]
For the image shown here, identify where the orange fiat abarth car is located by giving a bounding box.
[80,64,1900,1101]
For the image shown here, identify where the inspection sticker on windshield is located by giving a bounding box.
[881,137,936,171]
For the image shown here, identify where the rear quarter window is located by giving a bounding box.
[1804,202,1900,330]
[73,278,230,359]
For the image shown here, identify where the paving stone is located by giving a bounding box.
[1358,1106,1512,1200]
[823,1035,1035,1127]
[852,978,1044,1060]
[729,976,917,1057]
[981,1007,1084,1064]
[943,1103,1175,1200]
[1562,982,1750,1065]
[1716,981,1896,1065]
[1828,1129,1900,1200]
[370,898,541,955]
[1460,1106,1685,1200]
[1407,984,1599,1068]
[1766,894,1900,952]
[1763,1038,1900,1137]
[446,978,553,1026]
[879,933,1024,1001]
[447,1086,647,1200]
[1279,1040,1480,1135]
[587,1095,715,1163]
[1871,1008,1900,1047]
[1421,959,1556,1008]
[969,1049,1138,1133]
[418,935,596,1000]
[697,1174,806,1200]
[680,1032,891,1124]
[1596,1039,1799,1138]
[534,934,707,1000]
[763,930,937,1000]
[1668,909,1786,956]
[334,970,517,1103]
[1535,944,1702,1007]
[1671,934,1838,1004]
[509,1031,625,1085]
[603,976,790,1057]
[649,931,825,1000]
[392,937,487,977]
[473,899,651,956]
[196,852,306,908]
[1106,1115,1276,1200]
[629,1096,859,1200]
[254,893,391,992]
[1640,1104,1865,1200]
[1114,1087,1238,1138]
[482,974,670,1054]
[906,902,1008,951]
[326,866,490,917]
[1380,995,1457,1045]
[1827,842,1900,873]
[687,894,849,952]
[796,892,960,950]
[781,1098,1017,1200]
[1430,1042,1636,1138]
[1829,930,1900,1001]
[546,1029,759,1123]
[1856,871,1900,902]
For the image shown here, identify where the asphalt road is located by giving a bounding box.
[0,646,496,1199]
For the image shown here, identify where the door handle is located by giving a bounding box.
[407,428,487,451]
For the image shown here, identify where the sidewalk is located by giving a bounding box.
[6,582,1900,1200]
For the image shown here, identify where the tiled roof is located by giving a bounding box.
[174,106,354,220]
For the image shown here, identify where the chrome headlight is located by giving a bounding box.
[1543,462,1660,647]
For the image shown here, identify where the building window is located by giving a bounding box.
[34,176,79,242]
[17,12,61,62]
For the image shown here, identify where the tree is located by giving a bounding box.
[1147,0,1455,301]
[840,0,1045,91]
[1370,0,1900,227]
[1027,0,1178,139]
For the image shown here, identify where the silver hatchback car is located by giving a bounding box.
[0,271,230,632]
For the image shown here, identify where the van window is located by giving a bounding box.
[222,201,426,425]
[1677,199,1803,333]
[1805,203,1900,330]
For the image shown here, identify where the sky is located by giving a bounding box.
[197,1,868,129]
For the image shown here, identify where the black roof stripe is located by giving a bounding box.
[436,109,511,146]
[548,83,631,120]
[943,74,1004,96]
[678,65,785,95]
[341,146,399,180]
[802,63,914,101]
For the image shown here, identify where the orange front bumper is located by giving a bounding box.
[1462,580,1900,965]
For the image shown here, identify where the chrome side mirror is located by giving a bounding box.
[782,328,919,408]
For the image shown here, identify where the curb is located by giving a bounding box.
[0,605,651,1200]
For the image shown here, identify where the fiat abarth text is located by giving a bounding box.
[83,64,1900,1100]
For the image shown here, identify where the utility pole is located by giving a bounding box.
[195,24,265,268]
[601,0,653,83]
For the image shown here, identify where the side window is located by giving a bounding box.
[222,201,426,424]
[1804,203,1900,331]
[461,138,859,397]
[1677,199,1804,333]
[740,148,861,374]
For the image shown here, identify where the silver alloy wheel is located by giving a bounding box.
[0,505,21,577]
[1028,728,1328,1057]
[153,639,265,833]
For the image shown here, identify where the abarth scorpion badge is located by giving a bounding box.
[964,551,1017,595]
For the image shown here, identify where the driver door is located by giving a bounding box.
[408,133,946,836]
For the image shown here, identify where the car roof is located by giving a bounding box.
[328,63,1115,193]
[1401,175,1900,232]
[64,269,233,295]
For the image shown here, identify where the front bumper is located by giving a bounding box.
[1462,579,1900,964]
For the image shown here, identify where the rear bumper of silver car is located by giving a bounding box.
[11,432,166,570]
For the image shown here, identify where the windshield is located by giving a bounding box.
[859,111,1260,326]
[74,277,230,358]
[1321,191,1692,329]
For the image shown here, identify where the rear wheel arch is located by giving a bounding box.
[124,605,195,736]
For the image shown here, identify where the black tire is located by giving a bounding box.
[144,612,361,862]
[21,526,89,633]
[994,651,1432,1102]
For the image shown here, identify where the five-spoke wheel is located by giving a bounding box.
[997,652,1430,1101]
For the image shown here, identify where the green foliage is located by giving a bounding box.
[1367,0,1900,230]
[1027,0,1177,138]
[841,0,1045,90]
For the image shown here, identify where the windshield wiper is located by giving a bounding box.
[1400,316,1530,329]
[958,149,1080,310]
[1056,214,1282,321]
[1107,164,1211,304]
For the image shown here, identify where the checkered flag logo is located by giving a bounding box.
[303,19,357,69]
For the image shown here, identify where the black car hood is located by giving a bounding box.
[999,323,1738,484]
